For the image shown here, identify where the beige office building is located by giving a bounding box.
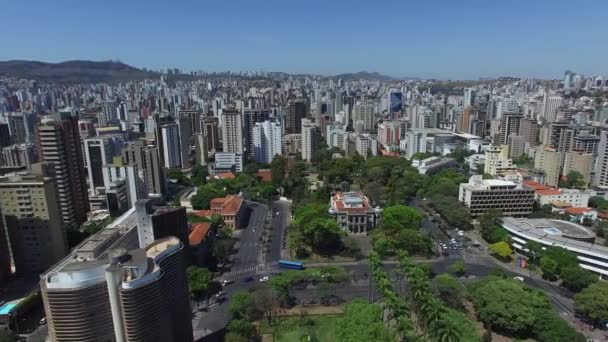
[562,152,593,187]
[0,163,66,275]
[534,146,562,187]
[458,176,535,217]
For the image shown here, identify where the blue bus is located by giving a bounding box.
[278,260,304,270]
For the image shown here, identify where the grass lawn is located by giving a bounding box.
[260,315,342,342]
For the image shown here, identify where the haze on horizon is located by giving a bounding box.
[1,0,606,80]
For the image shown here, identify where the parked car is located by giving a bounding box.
[513,276,524,282]
[259,276,270,282]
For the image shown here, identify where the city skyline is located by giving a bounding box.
[1,0,607,79]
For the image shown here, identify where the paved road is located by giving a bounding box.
[269,200,291,262]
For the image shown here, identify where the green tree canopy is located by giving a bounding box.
[229,291,256,320]
[191,183,227,210]
[381,205,423,232]
[227,319,256,339]
[186,267,219,300]
[489,241,512,259]
[558,170,587,189]
[335,299,393,342]
[434,274,465,310]
[468,277,552,337]
[560,266,598,292]
[302,218,343,254]
[575,282,608,324]
[540,257,559,280]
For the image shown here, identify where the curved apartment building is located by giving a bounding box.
[41,235,192,342]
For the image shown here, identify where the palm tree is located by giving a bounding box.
[431,319,462,342]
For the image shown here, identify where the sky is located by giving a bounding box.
[1,0,607,80]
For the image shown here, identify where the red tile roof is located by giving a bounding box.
[192,210,213,217]
[523,180,551,191]
[189,222,212,246]
[565,207,594,215]
[536,189,562,196]
[210,195,244,215]
[256,169,272,183]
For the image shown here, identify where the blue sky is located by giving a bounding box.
[1,0,606,79]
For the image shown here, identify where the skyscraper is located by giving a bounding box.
[301,119,320,162]
[498,113,522,145]
[177,115,192,169]
[37,111,90,226]
[221,109,243,154]
[84,136,123,196]
[0,163,66,275]
[252,120,282,163]
[122,141,166,197]
[243,109,271,159]
[406,129,427,159]
[286,100,306,134]
[160,123,182,169]
[352,102,374,131]
[41,236,193,342]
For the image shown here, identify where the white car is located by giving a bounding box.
[259,276,270,282]
[221,279,233,286]
[513,276,524,282]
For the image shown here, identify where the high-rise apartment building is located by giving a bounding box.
[498,113,522,145]
[484,145,517,176]
[0,163,66,275]
[593,132,608,187]
[221,110,243,154]
[37,112,90,226]
[563,152,592,186]
[301,119,320,162]
[252,120,282,164]
[160,123,181,169]
[406,129,427,159]
[534,146,562,187]
[0,216,9,283]
[243,109,271,159]
[177,115,193,169]
[356,134,370,158]
[201,116,220,153]
[0,123,11,148]
[1,143,36,169]
[135,199,189,249]
[41,236,193,342]
[84,136,123,196]
[122,141,166,197]
[286,100,307,134]
[352,102,374,131]
[519,118,539,147]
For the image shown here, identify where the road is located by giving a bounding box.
[192,199,584,341]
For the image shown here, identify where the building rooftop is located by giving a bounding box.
[502,217,601,255]
[189,223,212,246]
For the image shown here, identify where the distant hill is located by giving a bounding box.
[0,60,157,84]
[329,71,419,81]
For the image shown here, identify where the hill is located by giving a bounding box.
[0,60,157,84]
[329,71,420,81]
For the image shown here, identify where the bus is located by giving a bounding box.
[278,260,305,270]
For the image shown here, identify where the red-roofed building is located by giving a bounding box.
[524,183,592,208]
[188,222,215,266]
[210,195,245,229]
[564,207,597,223]
[256,169,272,183]
[329,191,382,234]
[207,172,236,181]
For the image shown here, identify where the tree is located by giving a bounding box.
[560,266,598,292]
[0,328,17,342]
[191,164,208,186]
[559,170,586,189]
[253,284,279,324]
[540,257,559,281]
[214,239,232,266]
[535,312,586,342]
[227,319,256,339]
[434,274,465,310]
[575,282,608,325]
[468,278,552,337]
[191,183,227,210]
[381,205,423,232]
[166,168,190,185]
[302,218,343,254]
[229,291,256,320]
[335,299,392,342]
[186,267,218,300]
[448,261,466,277]
[489,241,512,259]
[588,196,608,210]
